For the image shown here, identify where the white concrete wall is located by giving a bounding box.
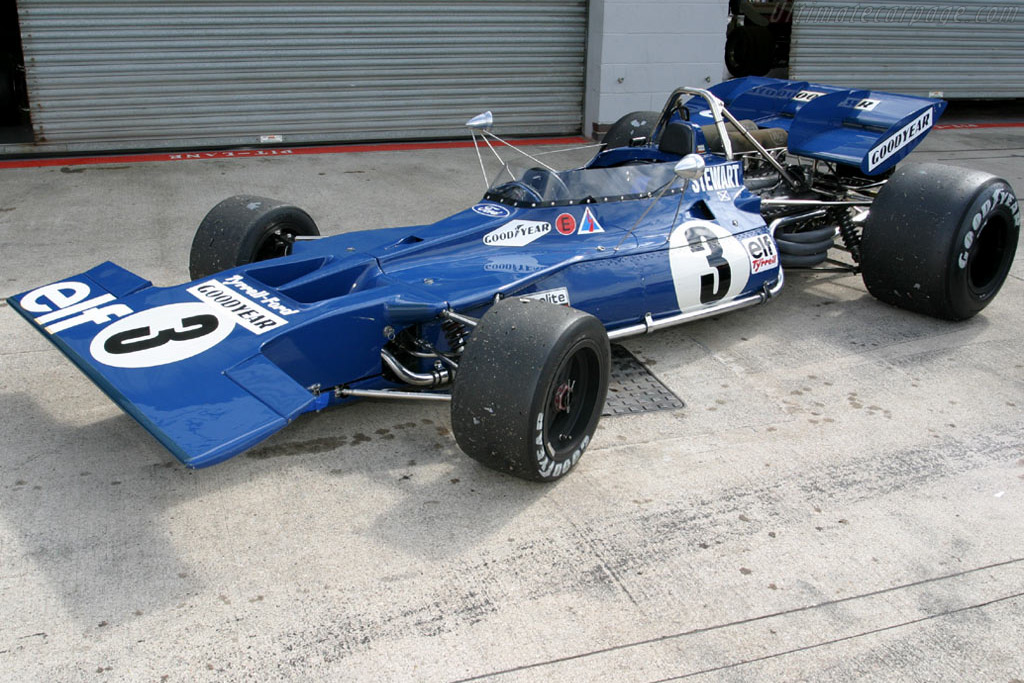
[585,0,729,137]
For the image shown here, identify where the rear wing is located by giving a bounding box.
[687,77,947,176]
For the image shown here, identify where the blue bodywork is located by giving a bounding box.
[685,77,946,175]
[8,77,945,468]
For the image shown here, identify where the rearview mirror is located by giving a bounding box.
[674,154,706,180]
[465,111,493,131]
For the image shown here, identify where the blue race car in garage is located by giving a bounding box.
[9,77,1020,481]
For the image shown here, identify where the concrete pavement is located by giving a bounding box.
[1,125,1022,681]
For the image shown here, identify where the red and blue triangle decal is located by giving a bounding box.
[577,207,605,234]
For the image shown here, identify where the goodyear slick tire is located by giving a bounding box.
[451,298,610,482]
[602,110,659,149]
[861,163,1019,321]
[189,195,319,281]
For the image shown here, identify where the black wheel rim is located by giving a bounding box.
[253,221,301,262]
[544,344,602,462]
[968,213,1012,297]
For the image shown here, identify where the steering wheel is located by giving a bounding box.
[493,181,544,203]
[522,166,571,199]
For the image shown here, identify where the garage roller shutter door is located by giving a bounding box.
[15,1,587,153]
[789,0,1024,98]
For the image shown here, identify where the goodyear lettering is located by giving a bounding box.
[186,279,288,334]
[690,163,742,194]
[484,256,542,274]
[867,109,933,171]
[482,220,552,247]
[533,412,587,480]
[959,187,1020,270]
[733,85,802,102]
[838,96,881,111]
[794,90,826,103]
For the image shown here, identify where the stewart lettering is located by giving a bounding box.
[690,163,743,194]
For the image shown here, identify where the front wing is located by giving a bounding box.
[8,262,329,468]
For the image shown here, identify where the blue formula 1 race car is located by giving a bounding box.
[9,77,1020,481]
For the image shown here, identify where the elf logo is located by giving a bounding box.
[19,281,134,334]
[743,233,778,274]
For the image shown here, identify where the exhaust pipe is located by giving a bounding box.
[381,349,451,387]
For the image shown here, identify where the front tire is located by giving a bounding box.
[451,298,610,482]
[861,163,1019,320]
[189,195,319,281]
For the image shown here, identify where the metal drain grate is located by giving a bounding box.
[603,344,685,416]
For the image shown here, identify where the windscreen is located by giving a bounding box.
[485,161,678,207]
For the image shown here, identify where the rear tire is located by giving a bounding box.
[189,195,319,281]
[861,163,1019,320]
[451,298,610,482]
[602,110,659,149]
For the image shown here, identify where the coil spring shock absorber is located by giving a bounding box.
[442,318,469,355]
[835,207,862,264]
